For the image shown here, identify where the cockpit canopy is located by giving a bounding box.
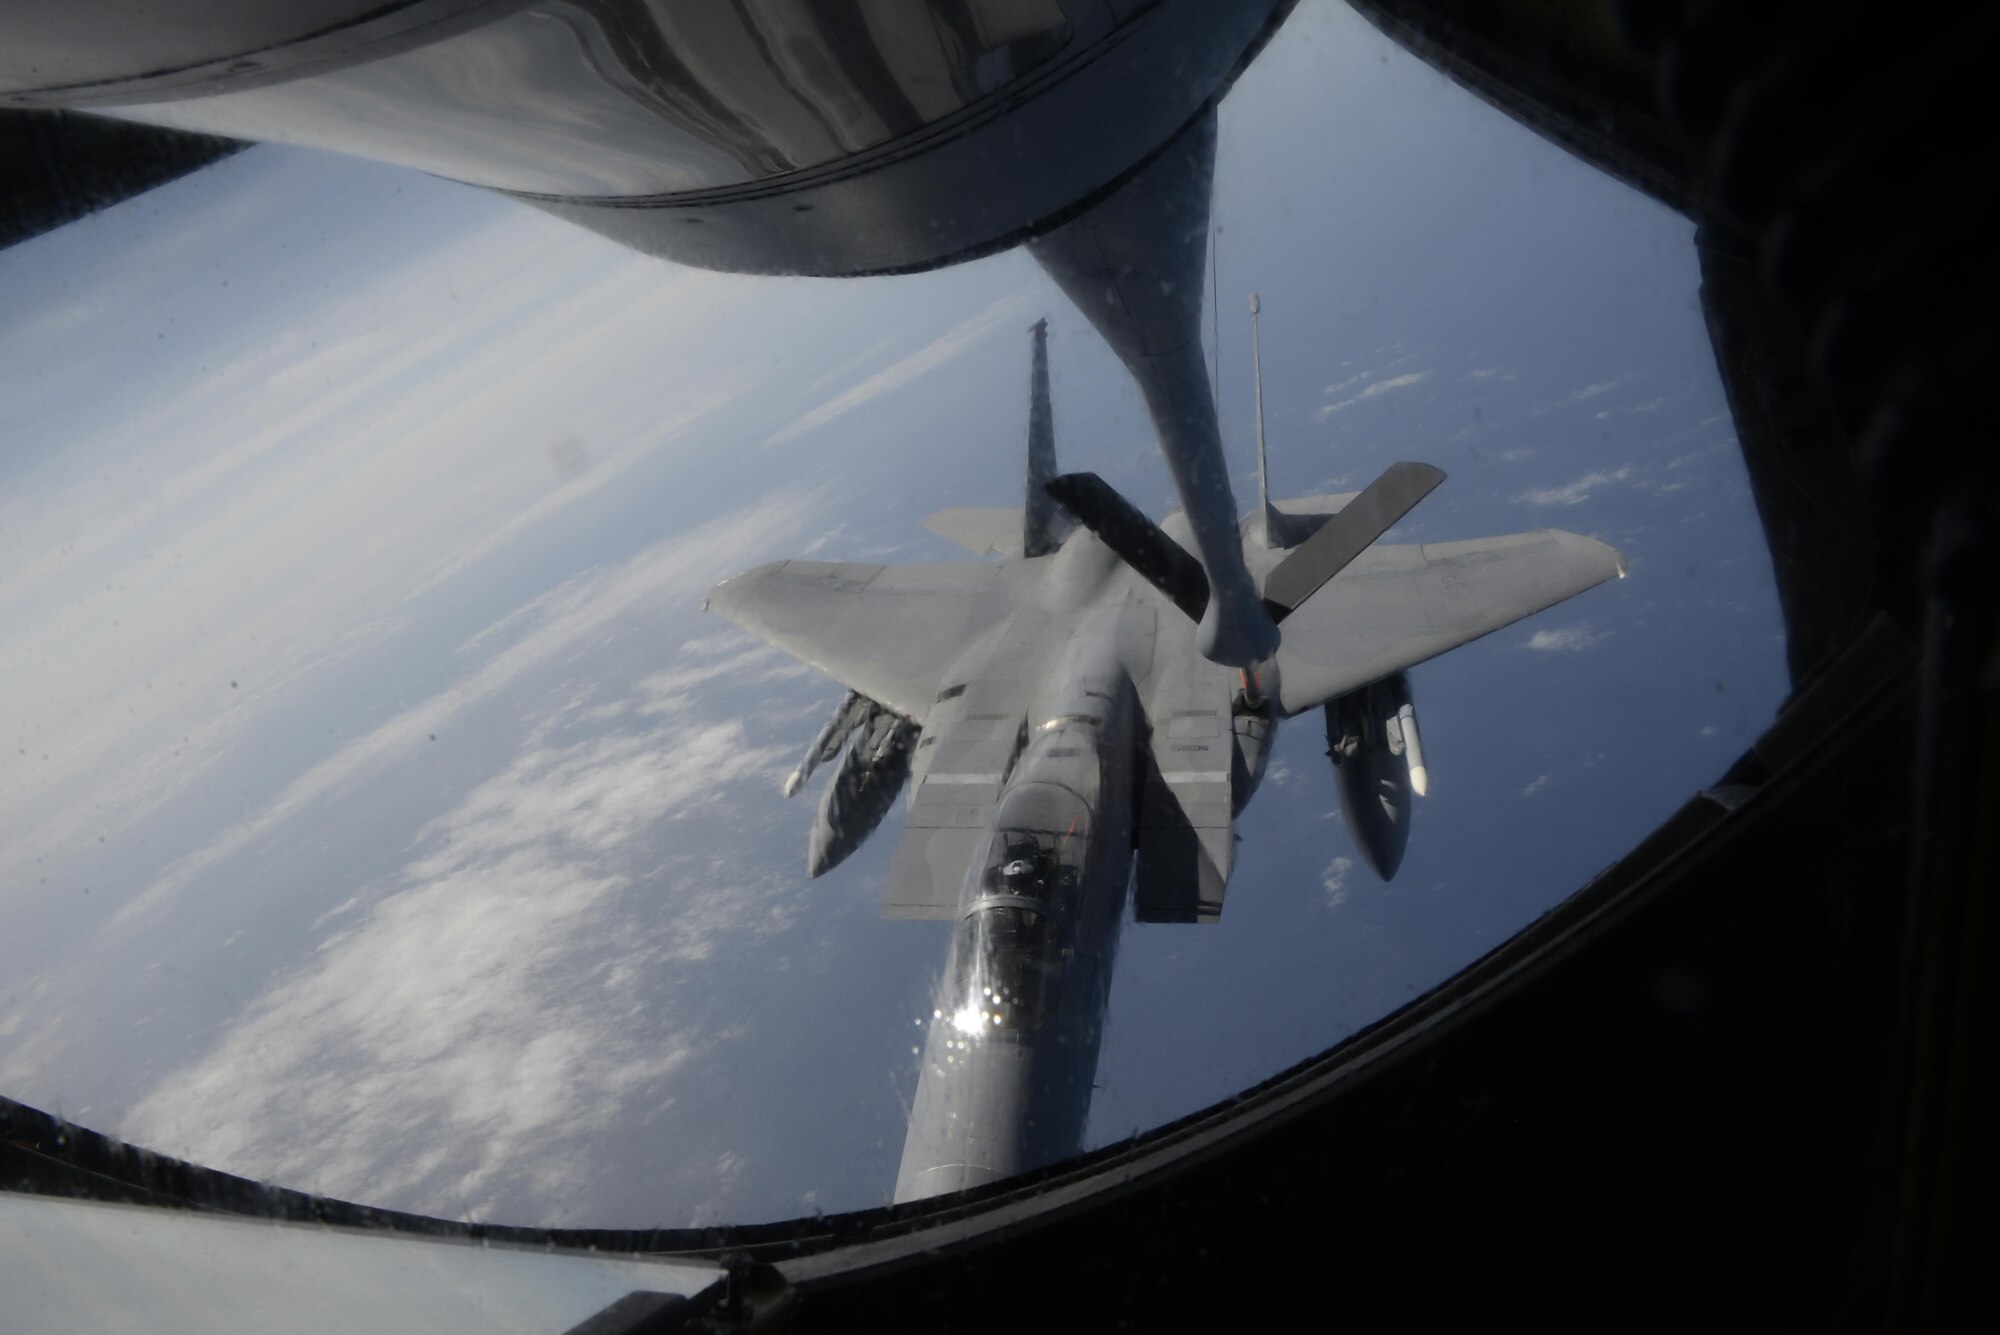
[943,782,1093,1035]
[945,905,1068,1035]
[968,782,1091,915]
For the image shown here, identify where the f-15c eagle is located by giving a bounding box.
[706,316,1624,1202]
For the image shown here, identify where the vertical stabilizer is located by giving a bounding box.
[1248,293,1311,549]
[1021,319,1072,558]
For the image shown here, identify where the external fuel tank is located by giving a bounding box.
[1324,673,1420,881]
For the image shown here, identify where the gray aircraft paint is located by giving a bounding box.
[707,323,1626,1201]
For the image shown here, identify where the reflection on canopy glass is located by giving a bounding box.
[944,786,1094,1038]
[0,1,1786,1228]
[947,907,1066,1034]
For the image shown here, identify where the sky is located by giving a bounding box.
[0,2,1786,1227]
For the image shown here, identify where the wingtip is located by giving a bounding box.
[706,562,781,620]
[1593,534,1629,580]
[1545,529,1627,584]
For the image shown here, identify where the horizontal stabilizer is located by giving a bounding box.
[922,507,1025,558]
[1045,473,1209,621]
[1262,462,1446,618]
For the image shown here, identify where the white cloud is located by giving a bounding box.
[1571,381,1619,401]
[1521,773,1552,797]
[1595,395,1668,421]
[1523,623,1607,652]
[633,645,808,717]
[1469,367,1502,380]
[120,715,794,1219]
[802,524,847,555]
[762,291,1034,448]
[0,216,771,903]
[105,488,816,929]
[674,630,762,659]
[1514,466,1634,506]
[797,332,904,399]
[394,368,757,606]
[1322,855,1355,907]
[1314,370,1431,421]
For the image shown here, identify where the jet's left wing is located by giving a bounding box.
[707,560,1024,723]
[1270,529,1625,717]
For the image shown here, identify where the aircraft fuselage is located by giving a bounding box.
[894,574,1141,1201]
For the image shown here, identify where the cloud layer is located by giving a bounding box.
[122,713,794,1219]
[1515,466,1634,506]
[762,292,1034,449]
[0,167,775,914]
[1522,624,1607,652]
[1315,370,1431,421]
[106,490,817,932]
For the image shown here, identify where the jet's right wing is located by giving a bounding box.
[707,559,1024,723]
[1271,529,1625,717]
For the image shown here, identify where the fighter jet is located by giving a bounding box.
[706,315,1626,1201]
